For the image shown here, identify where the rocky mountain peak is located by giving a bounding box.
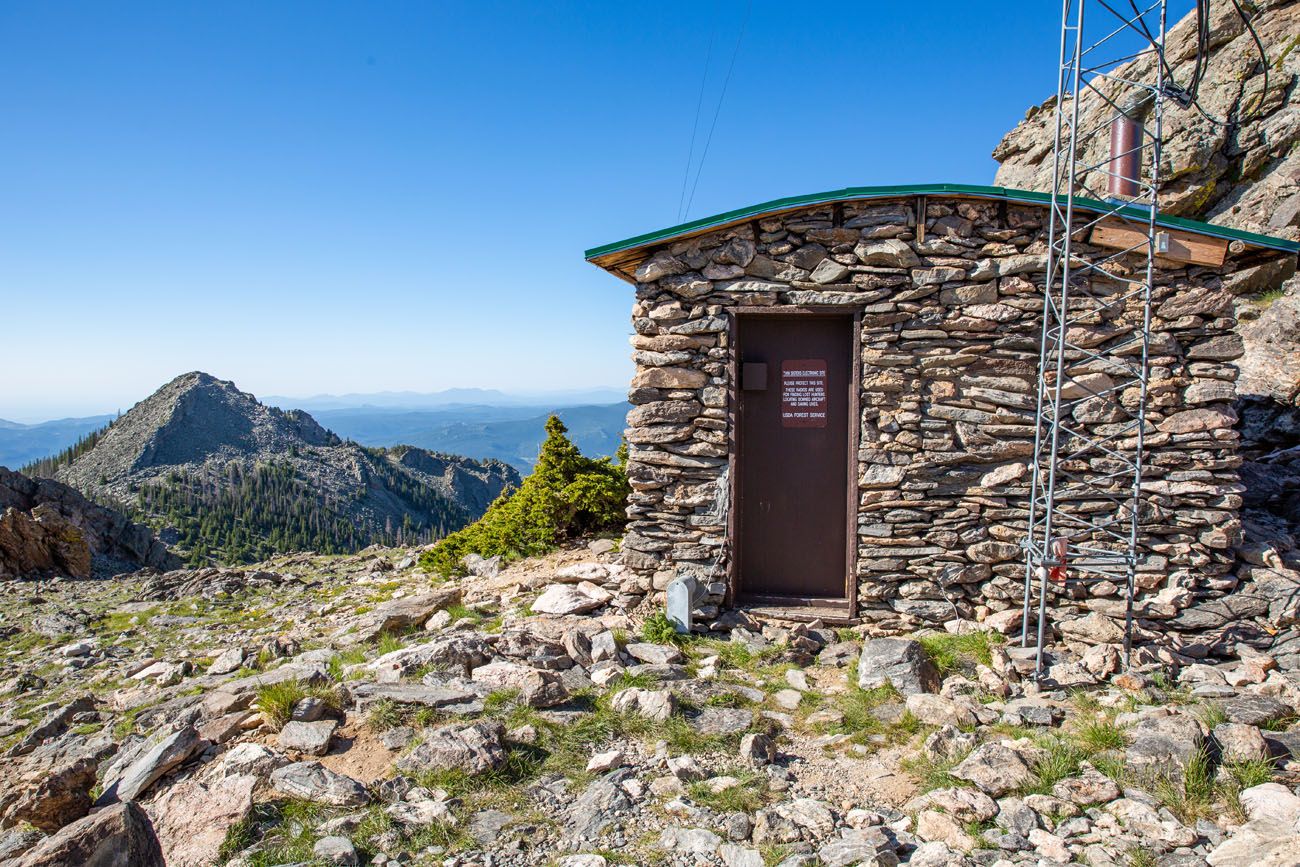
[31,373,519,565]
[54,371,340,497]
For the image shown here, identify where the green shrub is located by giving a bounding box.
[419,417,629,577]
[641,612,685,645]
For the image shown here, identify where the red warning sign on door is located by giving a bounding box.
[781,359,828,428]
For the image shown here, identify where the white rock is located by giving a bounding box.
[666,755,705,781]
[531,581,613,615]
[586,750,625,773]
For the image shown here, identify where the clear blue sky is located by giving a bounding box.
[0,1,1190,421]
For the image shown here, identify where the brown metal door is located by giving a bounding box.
[736,313,852,600]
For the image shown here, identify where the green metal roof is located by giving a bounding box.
[584,183,1300,267]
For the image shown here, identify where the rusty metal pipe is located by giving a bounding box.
[1108,113,1141,198]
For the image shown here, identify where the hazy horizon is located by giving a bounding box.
[0,375,630,425]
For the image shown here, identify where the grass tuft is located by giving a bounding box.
[917,631,1002,677]
[255,681,340,728]
[366,698,403,731]
[1076,719,1127,753]
[1150,748,1217,823]
[687,770,769,813]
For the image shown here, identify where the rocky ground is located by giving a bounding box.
[1,543,1298,867]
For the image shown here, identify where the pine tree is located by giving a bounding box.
[419,416,629,577]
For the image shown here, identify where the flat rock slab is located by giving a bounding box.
[147,773,256,867]
[278,719,338,756]
[1221,695,1294,727]
[350,682,479,710]
[352,587,461,642]
[687,707,754,736]
[270,761,369,807]
[468,809,514,845]
[395,721,507,775]
[659,827,721,855]
[96,726,205,806]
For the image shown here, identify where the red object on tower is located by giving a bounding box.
[1049,537,1068,584]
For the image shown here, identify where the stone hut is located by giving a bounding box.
[586,184,1299,638]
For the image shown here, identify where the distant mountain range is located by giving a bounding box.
[0,415,115,470]
[2,389,630,475]
[27,372,521,565]
[309,404,628,472]
[263,386,627,413]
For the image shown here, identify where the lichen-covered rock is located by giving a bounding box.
[394,721,507,775]
[951,743,1034,796]
[269,761,369,807]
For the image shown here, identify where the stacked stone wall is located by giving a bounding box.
[620,195,1269,641]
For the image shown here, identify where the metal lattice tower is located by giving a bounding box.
[1021,0,1171,677]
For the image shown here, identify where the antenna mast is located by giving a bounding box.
[1021,0,1171,677]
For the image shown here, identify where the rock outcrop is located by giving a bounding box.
[993,2,1300,409]
[0,467,178,579]
[993,1,1300,241]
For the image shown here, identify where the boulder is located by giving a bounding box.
[365,634,492,679]
[906,694,977,728]
[610,687,676,721]
[1125,713,1205,774]
[952,743,1034,796]
[470,662,568,708]
[313,835,360,866]
[12,802,164,867]
[146,773,256,867]
[1051,764,1121,806]
[857,638,940,695]
[625,642,685,665]
[352,587,460,642]
[531,582,613,615]
[739,732,777,766]
[906,787,999,822]
[270,761,369,807]
[1222,694,1294,727]
[277,719,338,756]
[96,726,205,806]
[0,755,98,833]
[1215,722,1270,762]
[395,721,507,775]
[207,647,244,675]
[659,826,721,855]
[816,827,899,867]
[915,810,977,851]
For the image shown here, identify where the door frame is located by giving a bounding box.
[725,306,862,615]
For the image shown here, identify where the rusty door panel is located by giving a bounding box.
[736,314,852,600]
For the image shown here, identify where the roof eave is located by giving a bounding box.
[585,183,1300,281]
